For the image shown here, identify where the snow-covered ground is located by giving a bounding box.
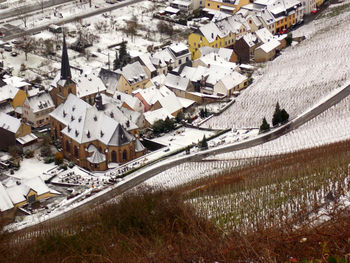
[202,6,350,130]
[5,157,56,180]
[1,0,186,82]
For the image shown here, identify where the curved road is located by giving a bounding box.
[9,80,350,237]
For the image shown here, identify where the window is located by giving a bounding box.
[111,151,117,162]
[217,5,219,8]
[208,3,210,6]
[66,140,70,152]
[74,146,79,159]
[122,150,127,161]
[28,194,36,203]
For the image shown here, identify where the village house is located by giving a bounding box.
[0,82,27,118]
[204,0,250,15]
[5,177,59,211]
[115,61,151,95]
[188,15,249,60]
[152,43,192,71]
[198,46,238,63]
[49,94,146,171]
[233,32,260,63]
[22,90,55,128]
[0,112,32,150]
[0,182,15,223]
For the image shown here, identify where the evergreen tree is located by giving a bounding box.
[200,135,208,150]
[280,109,289,123]
[259,117,270,133]
[272,102,282,126]
[118,42,131,68]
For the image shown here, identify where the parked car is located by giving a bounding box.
[11,51,18,57]
[4,44,12,52]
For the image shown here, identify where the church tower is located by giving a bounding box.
[50,35,77,107]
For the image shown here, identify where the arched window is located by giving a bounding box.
[122,150,127,161]
[74,146,79,159]
[111,150,117,162]
[65,140,70,152]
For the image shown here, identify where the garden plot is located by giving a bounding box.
[5,157,56,180]
[150,128,215,151]
[202,8,350,130]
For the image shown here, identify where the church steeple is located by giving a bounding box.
[60,34,72,82]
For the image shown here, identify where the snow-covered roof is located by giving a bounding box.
[168,42,189,55]
[134,139,146,152]
[257,38,280,53]
[197,53,238,69]
[52,68,107,98]
[138,53,156,73]
[171,0,192,6]
[220,71,248,91]
[86,144,106,164]
[255,27,274,43]
[98,68,120,95]
[51,94,136,146]
[144,108,174,125]
[150,74,167,88]
[103,101,139,131]
[3,76,30,89]
[0,112,21,133]
[0,182,14,212]
[0,84,19,103]
[116,61,149,86]
[178,97,196,108]
[164,6,180,14]
[157,86,183,115]
[113,91,144,112]
[242,32,259,47]
[26,92,54,113]
[181,65,235,86]
[16,133,38,145]
[0,102,14,115]
[152,48,173,65]
[6,177,57,205]
[164,73,190,91]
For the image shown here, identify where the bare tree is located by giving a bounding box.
[16,36,36,61]
[125,15,138,42]
[36,0,45,13]
[15,4,28,28]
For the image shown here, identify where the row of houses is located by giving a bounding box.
[166,0,318,18]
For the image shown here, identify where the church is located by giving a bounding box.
[49,36,146,171]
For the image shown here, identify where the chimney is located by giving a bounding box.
[95,93,104,111]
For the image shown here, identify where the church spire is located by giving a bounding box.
[60,34,72,82]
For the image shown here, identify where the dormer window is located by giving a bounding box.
[78,116,82,122]
[63,110,67,117]
[75,130,79,137]
[93,115,97,121]
[71,115,75,121]
[110,112,114,118]
[100,130,104,137]
[72,106,75,111]
[86,130,90,138]
[68,125,71,132]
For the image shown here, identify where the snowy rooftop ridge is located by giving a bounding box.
[0,112,21,133]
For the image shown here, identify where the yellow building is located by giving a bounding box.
[316,0,325,7]
[116,61,151,94]
[188,16,248,59]
[274,12,296,33]
[5,177,59,210]
[205,0,250,14]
